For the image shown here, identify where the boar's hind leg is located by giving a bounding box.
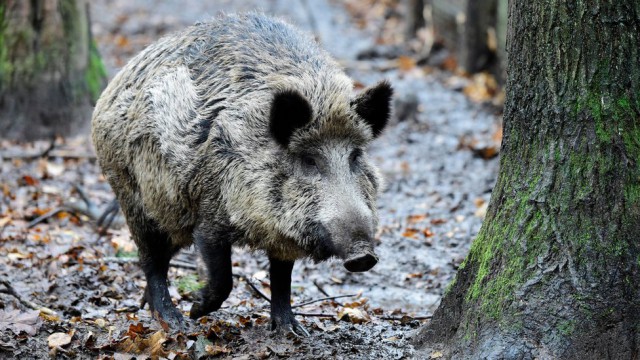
[269,257,310,337]
[135,227,184,330]
[189,238,232,319]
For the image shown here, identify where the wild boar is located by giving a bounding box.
[91,13,392,336]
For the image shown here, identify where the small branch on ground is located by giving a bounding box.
[82,257,197,270]
[313,279,344,306]
[96,199,121,233]
[293,312,432,321]
[0,150,96,160]
[27,208,66,228]
[293,312,335,318]
[292,294,357,308]
[38,138,57,158]
[27,185,125,230]
[379,315,432,321]
[236,275,271,303]
[0,279,57,316]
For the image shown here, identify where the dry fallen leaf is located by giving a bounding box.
[47,332,72,348]
[337,308,371,324]
[441,56,457,72]
[463,72,499,102]
[402,228,420,239]
[0,216,11,227]
[422,228,434,237]
[475,202,489,219]
[45,162,65,177]
[126,322,150,338]
[407,214,427,224]
[205,344,231,356]
[405,272,423,280]
[397,55,417,72]
[148,330,169,358]
[21,175,39,186]
[343,297,368,308]
[0,309,41,336]
[39,312,61,322]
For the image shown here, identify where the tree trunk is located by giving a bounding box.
[459,0,496,73]
[414,1,640,358]
[404,0,426,40]
[0,0,106,140]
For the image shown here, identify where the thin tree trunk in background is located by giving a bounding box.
[414,1,640,358]
[0,0,106,140]
[404,0,425,40]
[459,0,495,73]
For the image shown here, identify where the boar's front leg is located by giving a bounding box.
[189,233,232,319]
[269,257,310,337]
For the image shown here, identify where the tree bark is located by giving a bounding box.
[414,1,640,358]
[0,0,106,140]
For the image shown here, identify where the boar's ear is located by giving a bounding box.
[269,90,313,147]
[352,81,393,137]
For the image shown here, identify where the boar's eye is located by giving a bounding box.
[300,154,318,171]
[350,148,362,163]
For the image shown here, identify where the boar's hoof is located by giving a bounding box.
[151,308,184,332]
[189,302,206,320]
[343,253,378,272]
[189,299,223,320]
[273,318,310,337]
[142,288,185,332]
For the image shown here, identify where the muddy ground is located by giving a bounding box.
[0,0,501,358]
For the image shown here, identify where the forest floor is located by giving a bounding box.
[0,0,502,359]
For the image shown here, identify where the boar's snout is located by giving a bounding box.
[323,197,378,272]
[344,251,378,272]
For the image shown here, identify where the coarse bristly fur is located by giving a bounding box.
[92,13,392,331]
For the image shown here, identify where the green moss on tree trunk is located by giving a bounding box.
[414,1,640,358]
[0,0,107,140]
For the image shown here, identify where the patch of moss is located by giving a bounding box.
[0,4,11,85]
[115,249,138,258]
[175,274,204,295]
[86,39,107,103]
[557,320,575,336]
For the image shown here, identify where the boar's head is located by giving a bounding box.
[267,81,393,272]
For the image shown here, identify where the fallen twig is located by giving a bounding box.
[27,184,125,229]
[0,137,55,160]
[81,257,197,270]
[0,279,57,316]
[312,279,344,306]
[0,150,96,160]
[312,280,331,297]
[27,208,66,228]
[238,275,271,303]
[293,312,335,318]
[72,184,93,209]
[293,312,432,321]
[379,315,432,321]
[38,139,56,158]
[292,294,356,308]
[96,199,121,233]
